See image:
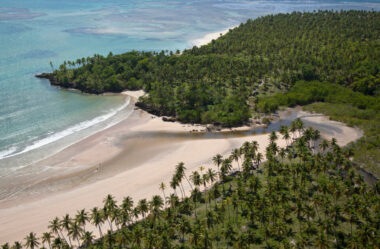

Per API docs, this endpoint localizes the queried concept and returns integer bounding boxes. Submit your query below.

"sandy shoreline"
[0,90,363,244]
[190,27,234,47]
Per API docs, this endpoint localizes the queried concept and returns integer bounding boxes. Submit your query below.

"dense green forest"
[38,10,380,177]
[3,122,379,248]
[21,9,379,249]
[40,10,380,127]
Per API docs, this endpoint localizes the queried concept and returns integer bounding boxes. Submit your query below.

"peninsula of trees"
[39,10,379,127]
[38,10,380,178]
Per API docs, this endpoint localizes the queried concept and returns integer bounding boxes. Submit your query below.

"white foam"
[0,146,17,159]
[0,97,131,160]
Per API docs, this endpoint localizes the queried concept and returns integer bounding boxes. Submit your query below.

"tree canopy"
[4,123,380,248]
[43,10,380,127]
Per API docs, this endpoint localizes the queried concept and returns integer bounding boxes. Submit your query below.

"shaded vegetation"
[257,80,380,113]
[304,102,380,179]
[258,80,380,178]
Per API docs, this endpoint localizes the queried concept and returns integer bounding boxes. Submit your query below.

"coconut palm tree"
[295,118,304,136]
[121,196,133,214]
[174,163,185,199]
[212,154,223,175]
[314,232,330,249]
[279,125,290,145]
[269,131,278,143]
[159,182,167,207]
[311,129,321,152]
[81,231,94,248]
[103,194,117,232]
[304,127,314,148]
[176,162,193,190]
[149,195,164,220]
[290,121,298,140]
[320,139,329,153]
[167,193,179,210]
[137,199,149,219]
[41,232,52,249]
[60,214,72,247]
[346,235,361,249]
[75,209,89,233]
[68,222,83,247]
[191,187,201,217]
[110,206,121,230]
[51,238,64,249]
[231,148,241,171]
[24,233,39,249]
[170,175,182,199]
[12,242,22,249]
[202,173,209,191]
[255,152,263,168]
[222,158,233,174]
[90,207,104,238]
[132,207,139,223]
[178,217,190,242]
[251,141,259,153]
[103,231,116,249]
[118,228,131,248]
[207,168,216,185]
[132,225,143,247]
[190,171,201,190]
[48,218,64,243]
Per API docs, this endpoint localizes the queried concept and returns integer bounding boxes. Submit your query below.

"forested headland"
[38,10,380,177]
[39,10,379,127]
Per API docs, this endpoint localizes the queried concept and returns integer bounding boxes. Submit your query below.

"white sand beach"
[190,27,233,47]
[0,91,362,244]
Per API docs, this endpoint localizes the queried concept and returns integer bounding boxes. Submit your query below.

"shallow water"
[1,0,379,170]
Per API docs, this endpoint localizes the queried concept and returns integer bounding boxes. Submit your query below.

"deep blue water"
[0,0,379,169]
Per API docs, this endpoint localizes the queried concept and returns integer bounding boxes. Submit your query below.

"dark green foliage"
[258,80,380,178]
[17,126,379,248]
[190,10,380,94]
[305,102,380,178]
[47,10,380,126]
[257,80,380,113]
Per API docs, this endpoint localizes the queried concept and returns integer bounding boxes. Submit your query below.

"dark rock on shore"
[162,116,177,122]
[35,73,59,86]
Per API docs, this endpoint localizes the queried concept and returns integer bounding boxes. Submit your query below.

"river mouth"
[0,106,365,206]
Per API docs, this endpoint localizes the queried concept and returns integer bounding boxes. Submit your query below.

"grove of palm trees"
[38,10,380,179]
[2,119,379,249]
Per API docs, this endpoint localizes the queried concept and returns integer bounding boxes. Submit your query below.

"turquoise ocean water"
[1,0,379,170]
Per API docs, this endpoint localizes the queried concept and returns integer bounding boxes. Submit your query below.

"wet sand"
[0,93,363,244]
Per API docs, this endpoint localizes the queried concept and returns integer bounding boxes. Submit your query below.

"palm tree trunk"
[179,183,185,200]
[58,231,66,244]
[67,236,72,248]
[98,226,103,238]
[162,190,167,208]
[184,175,193,190]
[205,194,208,212]
[107,218,113,232]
